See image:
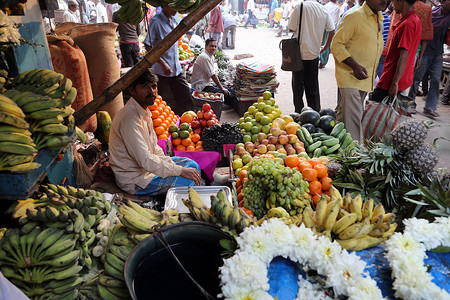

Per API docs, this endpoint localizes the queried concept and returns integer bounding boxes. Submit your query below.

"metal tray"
[165,186,232,214]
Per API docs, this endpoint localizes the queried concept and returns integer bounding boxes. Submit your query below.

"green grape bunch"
[242,158,310,219]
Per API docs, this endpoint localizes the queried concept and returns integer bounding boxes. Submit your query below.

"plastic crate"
[233,98,258,117]
[192,91,224,120]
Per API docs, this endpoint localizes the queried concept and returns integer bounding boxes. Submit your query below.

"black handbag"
[279,2,303,72]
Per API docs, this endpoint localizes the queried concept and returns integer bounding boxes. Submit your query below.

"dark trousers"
[119,42,140,67]
[157,74,193,116]
[292,58,321,113]
[203,85,236,107]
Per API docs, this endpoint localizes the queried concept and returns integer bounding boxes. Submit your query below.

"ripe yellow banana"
[0,96,25,118]
[0,111,29,129]
[338,223,373,240]
[314,197,328,227]
[362,198,374,219]
[371,203,385,221]
[329,186,342,202]
[302,206,315,228]
[332,213,358,234]
[188,187,208,210]
[323,200,339,230]
[382,213,395,224]
[336,235,384,251]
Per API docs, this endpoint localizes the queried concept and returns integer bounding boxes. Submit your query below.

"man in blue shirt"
[144,4,193,115]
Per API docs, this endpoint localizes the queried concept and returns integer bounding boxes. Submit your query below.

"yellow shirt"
[109,98,182,194]
[274,8,283,21]
[331,2,384,92]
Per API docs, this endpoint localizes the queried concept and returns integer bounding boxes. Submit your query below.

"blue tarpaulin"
[267,245,450,300]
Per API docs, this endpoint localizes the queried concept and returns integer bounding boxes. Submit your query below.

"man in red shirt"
[372,0,422,102]
[209,6,224,50]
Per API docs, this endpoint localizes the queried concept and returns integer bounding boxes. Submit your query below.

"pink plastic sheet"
[173,151,221,182]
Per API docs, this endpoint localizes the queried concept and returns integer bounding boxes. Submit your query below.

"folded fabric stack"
[234,62,279,101]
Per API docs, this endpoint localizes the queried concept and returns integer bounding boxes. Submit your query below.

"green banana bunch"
[0,94,26,118]
[118,200,165,233]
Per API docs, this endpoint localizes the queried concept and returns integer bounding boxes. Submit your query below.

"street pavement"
[218,26,450,169]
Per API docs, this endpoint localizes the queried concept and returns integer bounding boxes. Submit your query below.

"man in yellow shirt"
[331,0,387,143]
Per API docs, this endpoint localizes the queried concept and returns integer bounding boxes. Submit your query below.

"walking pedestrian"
[222,12,237,49]
[112,10,141,67]
[209,5,224,49]
[319,0,340,68]
[288,0,335,112]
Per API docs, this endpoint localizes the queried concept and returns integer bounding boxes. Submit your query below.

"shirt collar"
[399,10,416,22]
[128,97,150,117]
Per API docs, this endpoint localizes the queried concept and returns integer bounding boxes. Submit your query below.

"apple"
[204,111,213,120]
[287,148,297,155]
[207,120,215,127]
[202,103,211,112]
[252,149,259,156]
[257,132,267,141]
[287,134,298,144]
[279,135,289,145]
[245,142,255,152]
[293,141,304,149]
[277,148,287,155]
[275,143,284,150]
[242,154,252,165]
[197,110,204,119]
[257,144,267,154]
[236,143,245,149]
[284,143,293,150]
[280,130,287,136]
[268,135,278,144]
[199,119,207,128]
[295,146,305,153]
[233,154,240,160]
[267,144,276,151]
[191,119,200,129]
[235,146,246,156]
[270,127,282,137]
[261,139,269,146]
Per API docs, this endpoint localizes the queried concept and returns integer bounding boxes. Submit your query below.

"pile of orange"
[148,95,178,140]
[235,169,254,217]
[171,123,204,151]
[284,155,333,205]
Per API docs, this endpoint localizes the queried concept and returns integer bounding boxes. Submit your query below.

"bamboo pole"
[74,0,222,126]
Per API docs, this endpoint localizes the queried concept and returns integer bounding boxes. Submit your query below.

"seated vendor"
[191,38,236,107]
[109,69,202,196]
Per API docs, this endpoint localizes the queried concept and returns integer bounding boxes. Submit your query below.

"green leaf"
[219,239,234,251]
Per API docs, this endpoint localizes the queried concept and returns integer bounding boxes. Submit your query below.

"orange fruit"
[176,145,186,151]
[151,110,160,118]
[237,192,244,202]
[191,133,200,143]
[297,161,312,172]
[149,103,158,110]
[172,138,181,146]
[182,137,192,147]
[321,177,332,191]
[237,185,243,194]
[158,134,168,140]
[153,118,162,127]
[196,141,202,146]
[308,180,322,196]
[312,195,321,206]
[314,164,328,179]
[302,168,317,182]
[239,200,244,207]
[238,169,248,181]
[154,126,165,135]
[186,145,195,151]
[298,157,309,163]
[195,145,204,151]
[285,155,300,168]
[309,158,323,168]
[236,178,242,187]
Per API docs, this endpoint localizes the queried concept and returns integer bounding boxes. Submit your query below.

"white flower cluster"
[0,10,21,45]
[385,217,450,300]
[219,219,383,300]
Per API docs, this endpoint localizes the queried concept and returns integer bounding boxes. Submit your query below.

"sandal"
[423,109,440,118]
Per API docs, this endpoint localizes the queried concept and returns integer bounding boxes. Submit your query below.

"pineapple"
[326,162,342,179]
[390,119,427,150]
[404,143,439,174]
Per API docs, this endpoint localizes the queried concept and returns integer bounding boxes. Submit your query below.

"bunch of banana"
[0,94,40,173]
[97,224,136,299]
[169,0,205,14]
[265,191,310,216]
[0,227,7,240]
[118,200,179,237]
[0,69,8,91]
[0,228,83,300]
[2,88,76,151]
[92,217,120,258]
[301,186,397,251]
[112,0,147,25]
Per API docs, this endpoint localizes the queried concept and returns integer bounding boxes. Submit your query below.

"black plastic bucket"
[124,222,232,300]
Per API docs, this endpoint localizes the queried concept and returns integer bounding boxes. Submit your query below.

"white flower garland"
[0,10,21,44]
[385,217,450,300]
[219,219,383,300]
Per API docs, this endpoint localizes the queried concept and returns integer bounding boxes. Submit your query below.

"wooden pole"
[74,0,222,126]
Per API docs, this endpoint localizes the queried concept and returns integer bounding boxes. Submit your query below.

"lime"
[239,122,246,129]
[168,124,178,133]
[263,91,272,100]
[257,102,266,111]
[179,123,190,131]
[250,125,260,134]
[251,120,257,126]
[244,112,250,118]
[253,102,259,108]
[266,114,274,122]
[257,97,265,103]
[244,116,253,123]
[239,117,244,124]
[273,103,279,108]
[243,134,252,143]
[251,134,259,143]
[262,124,271,134]
[256,123,262,131]
[254,111,264,122]
[232,159,243,170]
[273,109,282,118]
[260,115,271,126]
[179,130,190,139]
[263,105,273,114]
[171,131,179,139]
[243,122,253,132]
[248,106,256,115]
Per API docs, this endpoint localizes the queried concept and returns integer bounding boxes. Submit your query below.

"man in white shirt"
[109,69,201,196]
[288,0,335,112]
[63,0,81,23]
[186,30,204,47]
[319,0,340,68]
[191,38,235,106]
[93,0,107,23]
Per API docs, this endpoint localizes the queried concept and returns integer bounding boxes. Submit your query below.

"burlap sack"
[67,23,123,120]
[47,35,97,132]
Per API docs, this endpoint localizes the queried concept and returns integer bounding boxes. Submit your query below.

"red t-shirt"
[377,11,422,92]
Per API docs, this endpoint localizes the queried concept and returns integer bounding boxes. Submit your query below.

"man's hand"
[352,64,368,80]
[181,167,202,185]
[415,56,422,70]
[320,46,326,53]
[160,60,173,76]
[389,82,399,99]
[221,87,230,95]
